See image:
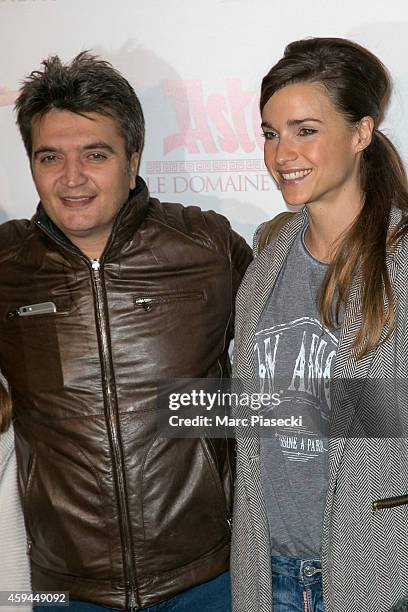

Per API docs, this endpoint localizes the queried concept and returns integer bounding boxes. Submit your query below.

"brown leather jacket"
[0,178,252,610]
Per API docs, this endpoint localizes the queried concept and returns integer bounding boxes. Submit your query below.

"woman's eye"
[261,131,278,141]
[298,128,317,136]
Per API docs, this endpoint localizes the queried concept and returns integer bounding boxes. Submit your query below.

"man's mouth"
[61,195,96,206]
[280,169,312,181]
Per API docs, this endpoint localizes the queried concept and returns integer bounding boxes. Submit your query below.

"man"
[0,52,252,611]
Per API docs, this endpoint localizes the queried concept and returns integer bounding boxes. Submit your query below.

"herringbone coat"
[231,206,408,612]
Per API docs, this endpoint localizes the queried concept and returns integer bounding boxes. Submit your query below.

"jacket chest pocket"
[7,300,69,320]
[134,290,204,312]
[3,298,73,393]
[130,289,213,377]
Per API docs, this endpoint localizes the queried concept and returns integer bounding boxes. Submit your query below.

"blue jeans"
[272,555,325,612]
[34,570,231,611]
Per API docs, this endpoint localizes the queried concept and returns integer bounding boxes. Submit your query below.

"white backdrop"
[1,0,407,243]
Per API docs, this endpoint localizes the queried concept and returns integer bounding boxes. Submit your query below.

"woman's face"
[261,82,363,209]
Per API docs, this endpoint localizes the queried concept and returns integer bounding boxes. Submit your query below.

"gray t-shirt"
[255,227,339,559]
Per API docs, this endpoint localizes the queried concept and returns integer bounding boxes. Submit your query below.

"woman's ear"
[355,115,375,153]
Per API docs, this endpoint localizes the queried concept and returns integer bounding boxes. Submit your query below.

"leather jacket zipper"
[373,493,408,512]
[35,221,139,609]
[91,259,139,610]
[128,588,137,612]
[23,452,36,552]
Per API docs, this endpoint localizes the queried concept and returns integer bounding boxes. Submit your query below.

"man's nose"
[61,158,87,187]
[275,137,298,166]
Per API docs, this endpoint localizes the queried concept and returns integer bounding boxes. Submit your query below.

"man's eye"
[88,153,107,161]
[261,131,278,141]
[298,128,317,136]
[40,154,58,163]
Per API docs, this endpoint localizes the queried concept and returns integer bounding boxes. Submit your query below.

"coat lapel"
[327,206,404,488]
[235,210,307,457]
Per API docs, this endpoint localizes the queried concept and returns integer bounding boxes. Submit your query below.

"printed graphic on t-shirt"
[255,316,338,462]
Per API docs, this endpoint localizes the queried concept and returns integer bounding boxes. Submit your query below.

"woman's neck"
[304,192,364,262]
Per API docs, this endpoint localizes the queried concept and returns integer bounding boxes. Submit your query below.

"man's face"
[31,109,139,257]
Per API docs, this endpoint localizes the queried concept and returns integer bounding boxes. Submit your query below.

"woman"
[231,38,408,612]
[0,382,31,612]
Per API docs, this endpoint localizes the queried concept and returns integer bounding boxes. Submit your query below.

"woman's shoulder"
[253,208,307,258]
[254,211,296,254]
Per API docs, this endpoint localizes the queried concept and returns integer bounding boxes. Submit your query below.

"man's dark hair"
[15,51,145,159]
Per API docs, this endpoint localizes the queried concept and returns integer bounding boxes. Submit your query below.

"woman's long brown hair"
[261,37,408,358]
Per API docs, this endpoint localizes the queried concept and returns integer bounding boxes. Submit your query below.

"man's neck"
[69,234,109,260]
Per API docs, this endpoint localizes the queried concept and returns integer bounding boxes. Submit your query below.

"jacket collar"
[33,176,150,260]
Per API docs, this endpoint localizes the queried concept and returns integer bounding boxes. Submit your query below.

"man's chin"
[63,226,100,237]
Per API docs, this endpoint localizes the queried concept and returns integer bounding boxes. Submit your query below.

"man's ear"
[129,152,140,189]
[355,115,375,153]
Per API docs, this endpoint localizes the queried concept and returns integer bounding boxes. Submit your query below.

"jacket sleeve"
[229,229,252,301]
[228,230,252,342]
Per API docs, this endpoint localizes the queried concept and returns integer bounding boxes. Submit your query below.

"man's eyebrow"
[82,142,116,153]
[33,146,60,158]
[33,143,116,158]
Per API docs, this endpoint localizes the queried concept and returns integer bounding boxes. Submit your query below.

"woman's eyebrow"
[261,118,324,130]
[287,118,323,126]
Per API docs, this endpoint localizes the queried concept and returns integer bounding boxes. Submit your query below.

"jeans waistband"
[272,555,322,582]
